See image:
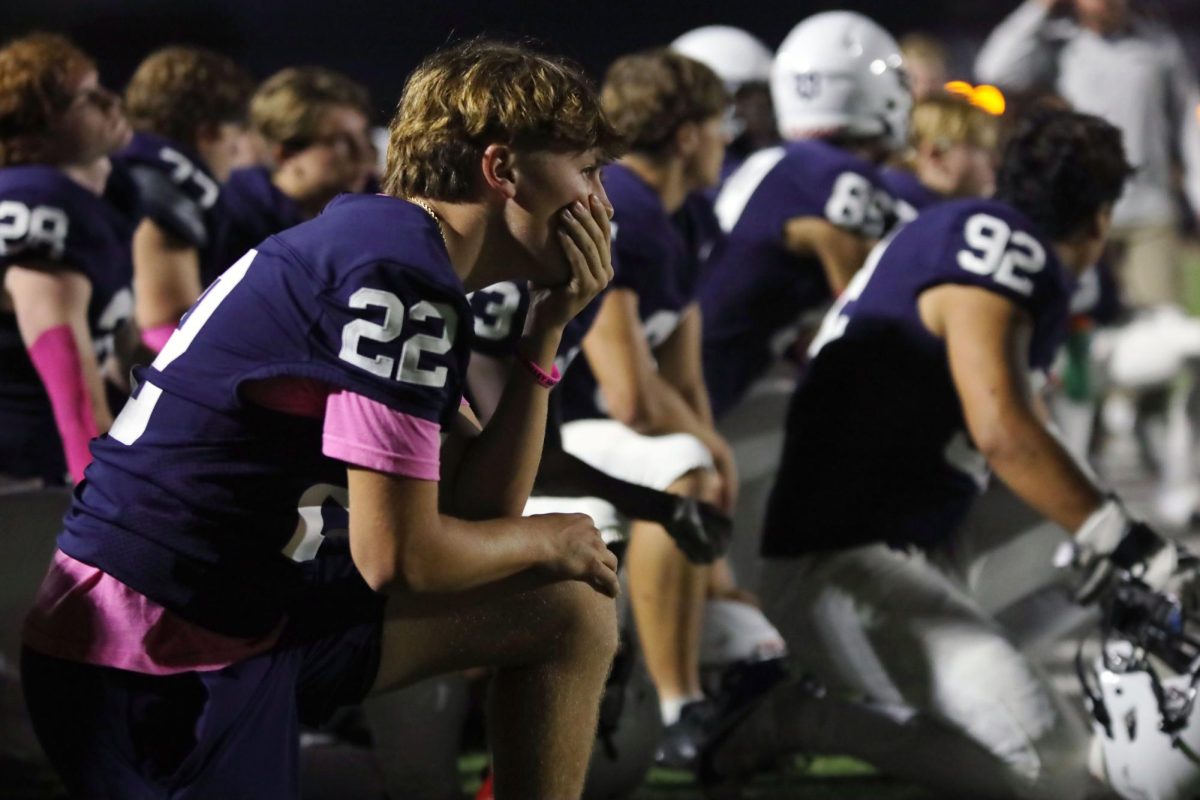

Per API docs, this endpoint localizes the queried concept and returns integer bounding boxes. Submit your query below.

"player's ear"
[673,121,699,158]
[480,144,517,200]
[267,142,290,171]
[194,121,221,149]
[1089,204,1114,240]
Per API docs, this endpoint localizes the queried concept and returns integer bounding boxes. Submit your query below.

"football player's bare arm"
[652,302,738,510]
[922,283,1103,531]
[584,290,714,442]
[347,465,618,597]
[132,218,202,330]
[655,303,714,427]
[783,216,873,295]
[584,294,735,508]
[443,318,562,520]
[446,195,613,520]
[5,264,113,443]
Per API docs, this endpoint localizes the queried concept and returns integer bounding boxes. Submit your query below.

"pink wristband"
[519,356,561,388]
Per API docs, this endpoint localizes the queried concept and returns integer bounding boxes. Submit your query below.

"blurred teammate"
[118,46,253,349]
[0,33,135,486]
[700,11,909,420]
[211,67,374,270]
[671,25,779,180]
[557,48,746,767]
[21,40,624,800]
[883,92,999,221]
[712,109,1157,800]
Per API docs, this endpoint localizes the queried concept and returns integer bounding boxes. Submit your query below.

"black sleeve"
[128,165,209,248]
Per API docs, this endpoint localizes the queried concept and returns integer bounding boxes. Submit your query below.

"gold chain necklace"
[411,198,446,245]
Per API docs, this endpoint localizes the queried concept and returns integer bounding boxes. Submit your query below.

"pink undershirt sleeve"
[27,324,97,482]
[322,390,442,480]
[140,323,176,353]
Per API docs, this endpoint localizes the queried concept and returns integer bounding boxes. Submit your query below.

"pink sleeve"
[27,325,97,483]
[322,390,441,480]
[140,323,176,354]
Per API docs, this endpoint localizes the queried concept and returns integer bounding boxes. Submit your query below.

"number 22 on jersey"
[111,249,458,445]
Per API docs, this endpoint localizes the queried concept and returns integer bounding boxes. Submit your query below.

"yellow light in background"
[1195,103,1200,126]
[944,80,974,98]
[942,81,1006,116]
[972,85,1006,116]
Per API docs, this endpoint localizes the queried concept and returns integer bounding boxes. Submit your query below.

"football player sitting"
[0,33,135,486]
[554,48,759,769]
[699,11,910,420]
[710,108,1164,800]
[20,40,624,800]
[209,67,374,272]
[118,46,253,348]
[882,91,999,222]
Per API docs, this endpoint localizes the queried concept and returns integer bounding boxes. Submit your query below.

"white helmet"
[700,599,787,667]
[771,11,911,152]
[670,25,773,92]
[1081,580,1200,799]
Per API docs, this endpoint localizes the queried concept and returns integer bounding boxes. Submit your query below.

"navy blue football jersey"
[700,140,895,419]
[559,163,719,422]
[880,166,942,223]
[468,281,599,374]
[114,132,226,285]
[762,199,1072,556]
[59,195,472,636]
[209,166,304,276]
[0,166,136,482]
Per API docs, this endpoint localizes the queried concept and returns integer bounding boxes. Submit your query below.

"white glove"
[1071,499,1176,602]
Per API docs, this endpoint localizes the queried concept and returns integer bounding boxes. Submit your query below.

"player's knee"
[552,580,619,663]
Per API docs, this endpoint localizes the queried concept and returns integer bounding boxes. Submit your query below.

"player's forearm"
[358,514,551,594]
[655,307,713,425]
[680,382,714,428]
[979,410,1104,532]
[26,325,105,482]
[450,322,563,519]
[624,373,715,443]
[132,221,202,329]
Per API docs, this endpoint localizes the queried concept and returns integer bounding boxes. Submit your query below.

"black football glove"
[663,496,732,564]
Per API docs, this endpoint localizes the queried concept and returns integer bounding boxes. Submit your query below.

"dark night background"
[3,0,1199,122]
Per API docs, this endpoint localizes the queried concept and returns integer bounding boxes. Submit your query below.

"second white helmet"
[670,25,773,92]
[771,11,911,152]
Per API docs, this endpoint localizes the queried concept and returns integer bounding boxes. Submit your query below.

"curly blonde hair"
[384,39,624,201]
[124,46,253,146]
[0,33,96,166]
